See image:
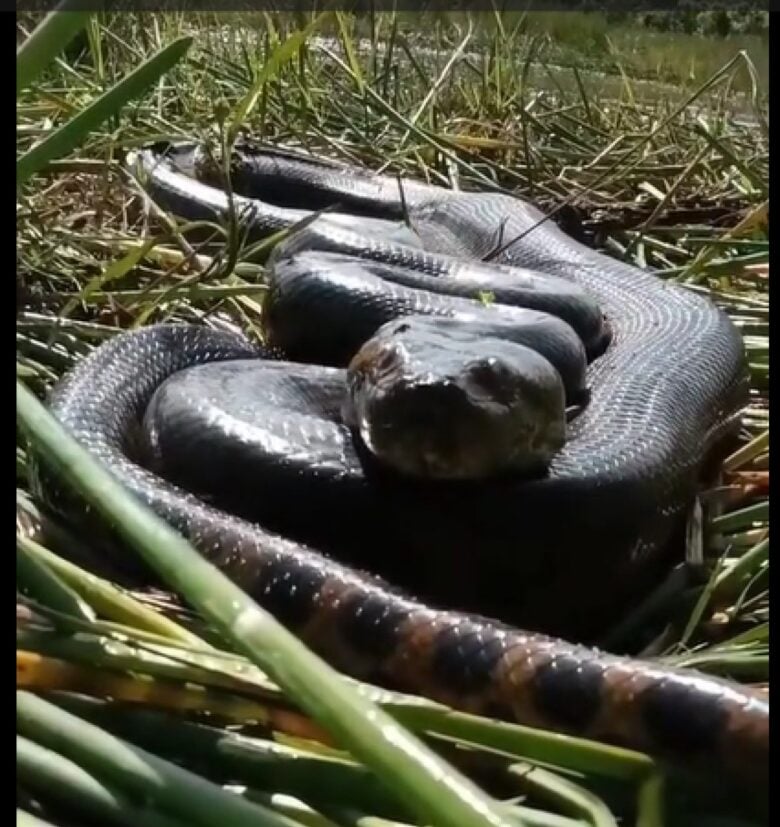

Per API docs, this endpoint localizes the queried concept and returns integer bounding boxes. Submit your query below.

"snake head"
[344,318,567,481]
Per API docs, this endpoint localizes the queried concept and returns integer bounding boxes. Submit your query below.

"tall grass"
[17,10,768,827]
[319,10,769,96]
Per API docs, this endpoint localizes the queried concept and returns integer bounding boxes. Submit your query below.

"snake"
[36,140,767,789]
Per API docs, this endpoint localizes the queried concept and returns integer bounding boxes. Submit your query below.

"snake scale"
[38,141,767,789]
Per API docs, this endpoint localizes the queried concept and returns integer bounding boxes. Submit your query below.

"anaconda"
[36,142,765,789]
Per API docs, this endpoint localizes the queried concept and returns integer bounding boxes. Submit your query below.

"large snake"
[37,141,767,789]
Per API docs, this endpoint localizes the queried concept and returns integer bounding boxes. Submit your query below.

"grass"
[16,10,768,827]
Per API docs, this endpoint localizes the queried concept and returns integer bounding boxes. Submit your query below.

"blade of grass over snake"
[17,36,193,186]
[16,381,519,827]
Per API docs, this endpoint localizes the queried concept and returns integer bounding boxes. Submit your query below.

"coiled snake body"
[41,143,766,787]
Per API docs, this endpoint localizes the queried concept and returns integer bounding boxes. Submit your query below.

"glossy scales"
[40,145,764,791]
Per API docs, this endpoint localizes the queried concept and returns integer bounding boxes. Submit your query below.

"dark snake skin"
[39,143,766,788]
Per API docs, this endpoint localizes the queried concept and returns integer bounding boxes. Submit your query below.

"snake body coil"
[40,142,766,788]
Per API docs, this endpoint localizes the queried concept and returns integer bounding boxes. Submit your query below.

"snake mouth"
[363,387,564,480]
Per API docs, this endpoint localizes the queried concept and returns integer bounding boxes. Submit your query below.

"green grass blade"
[710,502,768,533]
[16,3,91,94]
[229,14,329,142]
[17,36,193,186]
[635,772,665,827]
[16,381,518,827]
[17,535,209,649]
[60,238,161,320]
[17,692,297,827]
[390,705,656,783]
[17,534,95,622]
[17,810,58,827]
[17,734,186,827]
[507,764,620,827]
[712,538,769,602]
[693,118,765,193]
[334,11,365,93]
[52,694,410,823]
[723,430,769,472]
